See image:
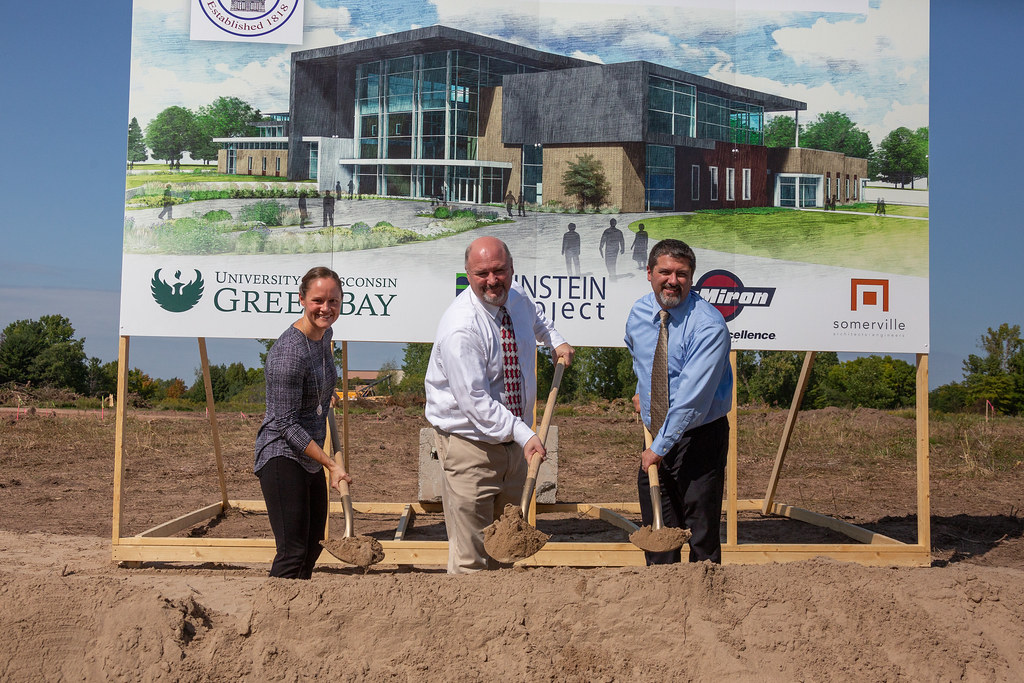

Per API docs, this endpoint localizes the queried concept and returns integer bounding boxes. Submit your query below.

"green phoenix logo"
[151,269,204,312]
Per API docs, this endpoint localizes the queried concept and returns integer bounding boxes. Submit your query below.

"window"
[853,175,858,199]
[726,168,735,201]
[691,165,700,201]
[276,157,281,174]
[645,144,675,209]
[648,76,695,137]
[742,168,751,200]
[709,166,719,201]
[825,174,830,198]
[247,156,252,173]
[845,176,850,201]
[262,157,267,174]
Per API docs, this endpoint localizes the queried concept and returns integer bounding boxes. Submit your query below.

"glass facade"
[645,145,675,209]
[522,144,543,204]
[777,174,820,208]
[696,92,763,145]
[648,76,695,137]
[353,50,535,199]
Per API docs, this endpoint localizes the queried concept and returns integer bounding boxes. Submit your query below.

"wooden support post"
[198,338,229,510]
[916,353,931,555]
[111,336,131,545]
[726,351,738,546]
[761,351,816,515]
[340,341,350,472]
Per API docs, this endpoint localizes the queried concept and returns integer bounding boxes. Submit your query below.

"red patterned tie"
[499,306,523,418]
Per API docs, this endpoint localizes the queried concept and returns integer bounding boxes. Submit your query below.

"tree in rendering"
[146,106,201,165]
[193,96,262,165]
[764,115,798,148]
[800,111,873,159]
[873,126,928,188]
[562,154,611,211]
[127,117,148,166]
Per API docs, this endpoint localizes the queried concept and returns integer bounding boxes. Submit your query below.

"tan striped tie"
[650,309,670,435]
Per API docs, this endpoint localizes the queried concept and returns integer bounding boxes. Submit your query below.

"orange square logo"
[851,279,889,311]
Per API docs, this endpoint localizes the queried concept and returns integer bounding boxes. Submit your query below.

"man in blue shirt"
[625,239,733,564]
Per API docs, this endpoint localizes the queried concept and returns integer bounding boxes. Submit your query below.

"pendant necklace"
[304,332,326,416]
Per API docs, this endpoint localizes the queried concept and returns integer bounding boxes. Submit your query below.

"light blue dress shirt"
[625,289,733,457]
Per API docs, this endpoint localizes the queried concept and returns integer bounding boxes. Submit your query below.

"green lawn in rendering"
[629,209,928,277]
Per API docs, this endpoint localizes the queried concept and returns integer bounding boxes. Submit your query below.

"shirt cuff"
[512,421,536,448]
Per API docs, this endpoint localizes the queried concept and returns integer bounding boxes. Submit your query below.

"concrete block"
[418,427,558,504]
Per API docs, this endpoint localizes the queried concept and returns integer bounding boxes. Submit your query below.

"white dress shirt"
[425,281,566,447]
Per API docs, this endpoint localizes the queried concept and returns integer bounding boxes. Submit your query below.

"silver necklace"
[304,333,326,416]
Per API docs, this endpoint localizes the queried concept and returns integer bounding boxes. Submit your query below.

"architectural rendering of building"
[219,25,867,211]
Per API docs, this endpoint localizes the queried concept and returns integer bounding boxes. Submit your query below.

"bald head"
[465,236,514,307]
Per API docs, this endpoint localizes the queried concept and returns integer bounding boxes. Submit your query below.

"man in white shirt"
[425,236,574,573]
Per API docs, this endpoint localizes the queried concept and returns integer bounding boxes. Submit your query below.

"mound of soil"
[629,524,692,552]
[483,504,551,563]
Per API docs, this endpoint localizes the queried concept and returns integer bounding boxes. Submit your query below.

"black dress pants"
[258,456,328,579]
[637,416,729,564]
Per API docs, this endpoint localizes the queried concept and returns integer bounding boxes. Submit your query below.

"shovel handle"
[643,425,664,530]
[520,357,567,512]
[327,409,355,536]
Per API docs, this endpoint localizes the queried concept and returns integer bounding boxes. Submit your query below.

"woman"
[631,223,649,270]
[254,267,351,579]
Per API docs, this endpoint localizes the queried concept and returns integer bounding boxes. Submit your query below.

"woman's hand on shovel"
[328,462,352,493]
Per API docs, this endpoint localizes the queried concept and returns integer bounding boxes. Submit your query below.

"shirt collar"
[652,290,695,324]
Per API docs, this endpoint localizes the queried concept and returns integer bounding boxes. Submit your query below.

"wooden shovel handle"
[526,357,567,479]
[326,409,351,497]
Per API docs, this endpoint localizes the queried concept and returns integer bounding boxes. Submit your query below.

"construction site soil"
[1,404,1022,680]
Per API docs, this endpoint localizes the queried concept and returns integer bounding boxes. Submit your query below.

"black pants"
[637,416,728,564]
[258,457,328,579]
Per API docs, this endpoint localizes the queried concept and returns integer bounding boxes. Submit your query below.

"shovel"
[482,356,566,564]
[320,409,384,568]
[628,425,691,553]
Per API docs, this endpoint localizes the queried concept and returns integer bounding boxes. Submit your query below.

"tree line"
[128,96,263,166]
[396,343,922,411]
[6,314,1020,414]
[764,111,928,188]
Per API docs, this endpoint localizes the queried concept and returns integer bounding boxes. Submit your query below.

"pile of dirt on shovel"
[321,536,384,568]
[629,525,691,553]
[483,504,551,563]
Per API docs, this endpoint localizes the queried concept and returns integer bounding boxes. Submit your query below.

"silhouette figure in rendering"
[599,218,625,280]
[631,223,649,270]
[562,222,581,276]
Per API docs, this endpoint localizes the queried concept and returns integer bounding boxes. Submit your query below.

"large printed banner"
[122,0,929,353]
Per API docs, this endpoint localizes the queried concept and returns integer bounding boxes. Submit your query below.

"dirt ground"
[1,404,1023,680]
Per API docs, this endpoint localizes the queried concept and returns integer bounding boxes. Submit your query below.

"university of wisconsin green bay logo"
[151,269,204,312]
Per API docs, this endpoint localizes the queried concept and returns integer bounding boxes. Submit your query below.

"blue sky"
[1,0,1020,388]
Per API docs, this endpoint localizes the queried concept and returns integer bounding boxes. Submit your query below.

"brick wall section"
[478,86,522,195]
[767,147,869,203]
[541,143,645,211]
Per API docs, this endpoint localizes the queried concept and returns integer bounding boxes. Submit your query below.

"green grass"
[628,209,928,277]
[126,171,308,189]
[833,202,929,218]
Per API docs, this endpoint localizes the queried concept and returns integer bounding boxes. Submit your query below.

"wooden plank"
[761,351,816,514]
[727,350,738,545]
[577,505,640,533]
[198,338,229,508]
[722,543,931,567]
[916,354,931,554]
[767,503,903,545]
[538,502,642,514]
[395,504,416,541]
[111,336,131,546]
[136,501,224,538]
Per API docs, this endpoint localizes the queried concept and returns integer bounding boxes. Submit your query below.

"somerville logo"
[834,278,906,335]
[190,0,303,44]
[151,269,204,313]
[695,269,776,322]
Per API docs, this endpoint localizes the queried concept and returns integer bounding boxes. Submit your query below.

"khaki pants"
[434,429,528,574]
